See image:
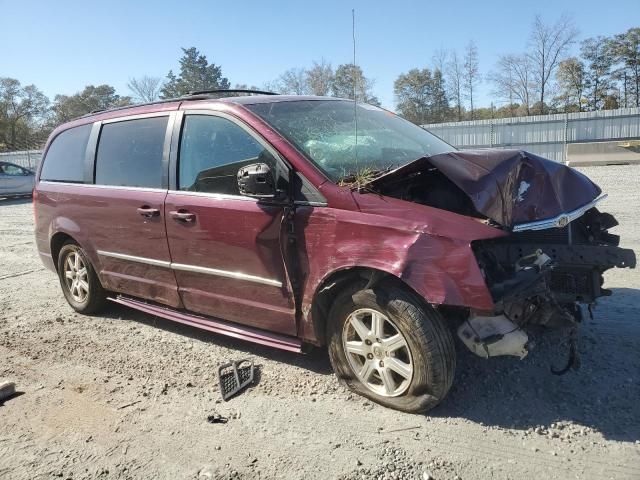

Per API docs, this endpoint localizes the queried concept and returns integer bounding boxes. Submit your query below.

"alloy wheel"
[63,251,89,303]
[342,308,413,397]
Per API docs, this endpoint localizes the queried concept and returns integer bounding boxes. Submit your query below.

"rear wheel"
[327,282,456,413]
[57,242,107,314]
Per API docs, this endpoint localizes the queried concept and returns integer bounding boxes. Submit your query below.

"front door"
[164,112,296,335]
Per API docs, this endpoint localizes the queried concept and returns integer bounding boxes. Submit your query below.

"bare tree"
[127,76,162,103]
[446,51,464,121]
[489,54,535,116]
[528,14,578,114]
[306,59,334,96]
[278,68,309,95]
[233,83,259,90]
[463,41,480,119]
[261,79,283,94]
[432,48,449,74]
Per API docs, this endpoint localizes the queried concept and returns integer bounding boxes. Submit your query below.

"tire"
[327,281,456,413]
[57,241,107,314]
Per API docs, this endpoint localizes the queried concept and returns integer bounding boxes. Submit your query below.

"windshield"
[245,99,454,182]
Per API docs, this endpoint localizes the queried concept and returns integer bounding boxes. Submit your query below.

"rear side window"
[40,124,92,182]
[95,116,168,188]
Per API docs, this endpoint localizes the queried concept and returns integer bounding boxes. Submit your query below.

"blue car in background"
[0,161,35,198]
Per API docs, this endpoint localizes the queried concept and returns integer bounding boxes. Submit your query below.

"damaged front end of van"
[368,149,636,372]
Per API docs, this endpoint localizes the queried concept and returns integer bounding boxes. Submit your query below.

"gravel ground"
[0,165,639,480]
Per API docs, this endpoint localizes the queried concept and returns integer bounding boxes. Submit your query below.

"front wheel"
[327,282,456,413]
[57,242,107,314]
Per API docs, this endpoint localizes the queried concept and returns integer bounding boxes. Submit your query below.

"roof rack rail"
[186,89,278,96]
[74,89,277,121]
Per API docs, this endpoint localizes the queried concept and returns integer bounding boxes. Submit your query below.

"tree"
[555,57,587,112]
[446,51,464,121]
[52,85,131,125]
[306,59,334,96]
[278,68,309,95]
[432,48,448,75]
[0,78,50,150]
[261,79,283,94]
[610,28,640,107]
[332,64,380,105]
[528,14,578,114]
[160,47,230,98]
[394,68,433,124]
[233,83,259,90]
[463,41,480,119]
[394,67,451,125]
[431,69,450,122]
[580,36,614,111]
[224,84,260,97]
[610,67,630,108]
[490,54,536,116]
[127,76,162,103]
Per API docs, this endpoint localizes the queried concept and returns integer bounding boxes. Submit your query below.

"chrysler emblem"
[557,215,569,228]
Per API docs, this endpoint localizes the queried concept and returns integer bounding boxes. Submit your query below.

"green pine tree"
[160,47,230,98]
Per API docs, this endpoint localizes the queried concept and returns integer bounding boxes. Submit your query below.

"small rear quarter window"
[40,124,92,182]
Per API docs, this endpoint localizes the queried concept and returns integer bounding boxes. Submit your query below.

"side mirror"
[237,163,277,198]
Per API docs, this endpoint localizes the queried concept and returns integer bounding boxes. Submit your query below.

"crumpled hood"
[369,149,602,228]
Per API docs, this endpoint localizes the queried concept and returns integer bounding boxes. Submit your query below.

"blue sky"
[2,0,638,110]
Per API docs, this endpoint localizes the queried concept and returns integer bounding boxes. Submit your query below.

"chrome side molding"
[97,250,171,268]
[171,263,282,287]
[512,194,608,232]
[97,250,282,288]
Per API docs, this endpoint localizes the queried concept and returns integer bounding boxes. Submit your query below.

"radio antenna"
[352,8,358,170]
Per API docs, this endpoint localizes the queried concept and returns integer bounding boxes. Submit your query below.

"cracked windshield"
[246,99,453,183]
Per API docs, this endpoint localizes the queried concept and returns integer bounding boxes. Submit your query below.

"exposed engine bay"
[367,150,637,372]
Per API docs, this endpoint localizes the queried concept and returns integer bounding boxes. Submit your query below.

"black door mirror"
[237,163,277,198]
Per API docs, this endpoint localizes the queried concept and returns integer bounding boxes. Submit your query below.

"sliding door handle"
[137,206,160,218]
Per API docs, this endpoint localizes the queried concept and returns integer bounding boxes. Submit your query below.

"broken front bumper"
[474,208,636,310]
[481,242,636,306]
[462,208,636,363]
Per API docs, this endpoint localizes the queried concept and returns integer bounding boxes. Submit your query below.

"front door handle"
[170,210,196,222]
[137,206,160,218]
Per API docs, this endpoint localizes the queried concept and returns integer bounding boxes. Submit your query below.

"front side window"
[245,100,454,183]
[40,124,92,183]
[95,116,168,188]
[178,115,277,195]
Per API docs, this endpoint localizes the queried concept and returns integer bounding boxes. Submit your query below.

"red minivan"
[34,91,635,412]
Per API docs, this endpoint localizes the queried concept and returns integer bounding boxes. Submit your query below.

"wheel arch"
[307,266,426,346]
[50,232,78,271]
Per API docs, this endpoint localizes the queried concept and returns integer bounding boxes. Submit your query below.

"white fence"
[422,107,640,162]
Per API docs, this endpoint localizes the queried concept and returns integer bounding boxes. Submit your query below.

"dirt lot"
[1,165,639,480]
